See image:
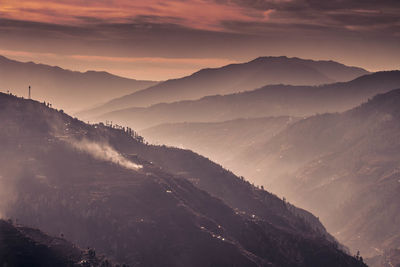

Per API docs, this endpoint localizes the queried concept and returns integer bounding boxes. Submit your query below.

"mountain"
[77,56,368,119]
[0,219,114,267]
[0,92,366,267]
[139,86,400,262]
[0,219,80,267]
[92,71,400,130]
[0,55,158,113]
[218,88,400,259]
[141,116,299,168]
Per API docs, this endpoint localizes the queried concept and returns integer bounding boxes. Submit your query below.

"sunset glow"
[0,0,399,79]
[0,0,272,31]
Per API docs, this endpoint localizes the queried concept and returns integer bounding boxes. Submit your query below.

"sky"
[0,0,399,80]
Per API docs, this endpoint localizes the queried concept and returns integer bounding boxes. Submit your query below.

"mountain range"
[91,71,400,130]
[254,89,400,259]
[0,55,158,113]
[77,56,368,119]
[141,116,298,166]
[141,88,400,265]
[0,92,366,267]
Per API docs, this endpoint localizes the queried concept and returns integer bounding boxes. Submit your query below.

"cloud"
[1,0,399,36]
[219,0,400,35]
[0,0,399,76]
[0,0,268,32]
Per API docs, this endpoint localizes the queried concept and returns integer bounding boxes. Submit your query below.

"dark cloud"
[220,20,334,34]
[328,11,400,27]
[0,18,255,59]
[227,0,400,11]
[303,0,400,10]
[0,18,94,38]
[217,0,400,36]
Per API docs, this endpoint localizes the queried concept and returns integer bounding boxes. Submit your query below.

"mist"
[70,139,142,171]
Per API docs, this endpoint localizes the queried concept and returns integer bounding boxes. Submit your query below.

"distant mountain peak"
[78,55,369,120]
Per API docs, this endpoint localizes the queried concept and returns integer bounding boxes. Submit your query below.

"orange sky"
[0,0,399,80]
[0,0,272,31]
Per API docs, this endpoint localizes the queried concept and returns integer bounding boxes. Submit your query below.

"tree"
[88,248,96,258]
[355,250,361,261]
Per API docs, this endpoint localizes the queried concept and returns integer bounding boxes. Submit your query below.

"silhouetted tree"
[88,248,96,258]
[355,250,360,261]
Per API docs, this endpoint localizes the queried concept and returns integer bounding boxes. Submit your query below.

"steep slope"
[0,92,365,267]
[229,89,400,258]
[93,71,400,129]
[78,56,368,118]
[141,116,298,167]
[0,55,157,113]
[0,219,113,267]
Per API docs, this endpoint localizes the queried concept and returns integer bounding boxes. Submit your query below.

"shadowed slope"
[0,219,115,267]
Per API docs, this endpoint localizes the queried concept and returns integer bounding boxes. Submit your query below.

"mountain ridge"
[77,56,369,119]
[141,116,298,167]
[92,71,400,130]
[0,55,158,113]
